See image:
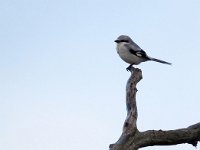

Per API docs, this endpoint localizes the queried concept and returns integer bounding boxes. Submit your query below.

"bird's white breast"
[116,43,142,65]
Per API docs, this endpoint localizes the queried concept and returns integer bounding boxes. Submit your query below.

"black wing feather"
[129,49,150,60]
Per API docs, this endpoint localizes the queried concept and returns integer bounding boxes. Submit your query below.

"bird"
[114,35,171,71]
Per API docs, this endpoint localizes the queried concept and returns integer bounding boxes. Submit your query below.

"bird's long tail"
[149,56,172,65]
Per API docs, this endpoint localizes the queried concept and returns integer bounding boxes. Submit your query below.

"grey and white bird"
[115,35,171,71]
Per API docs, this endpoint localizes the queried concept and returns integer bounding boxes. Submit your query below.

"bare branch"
[109,67,200,150]
[123,67,142,135]
[137,122,200,148]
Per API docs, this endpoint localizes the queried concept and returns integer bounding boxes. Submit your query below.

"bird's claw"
[126,65,133,71]
[126,68,130,71]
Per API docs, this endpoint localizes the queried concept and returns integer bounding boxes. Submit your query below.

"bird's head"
[114,35,133,44]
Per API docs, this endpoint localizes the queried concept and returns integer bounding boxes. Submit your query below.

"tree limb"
[137,123,200,148]
[109,67,200,150]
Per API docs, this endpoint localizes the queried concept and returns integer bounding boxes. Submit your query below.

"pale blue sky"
[0,0,200,150]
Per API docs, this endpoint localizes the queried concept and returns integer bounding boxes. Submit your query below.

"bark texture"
[109,67,200,150]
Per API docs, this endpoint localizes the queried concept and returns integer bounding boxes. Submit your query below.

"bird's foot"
[126,64,133,71]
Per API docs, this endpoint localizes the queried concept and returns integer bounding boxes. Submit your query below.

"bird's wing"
[125,42,142,51]
[125,44,150,59]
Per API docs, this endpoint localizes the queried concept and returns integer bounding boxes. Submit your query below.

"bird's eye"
[121,40,129,43]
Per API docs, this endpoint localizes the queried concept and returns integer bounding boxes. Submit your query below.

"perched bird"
[115,35,171,71]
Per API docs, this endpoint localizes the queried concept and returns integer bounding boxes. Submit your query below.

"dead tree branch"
[109,67,200,150]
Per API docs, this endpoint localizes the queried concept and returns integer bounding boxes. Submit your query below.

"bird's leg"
[126,64,133,71]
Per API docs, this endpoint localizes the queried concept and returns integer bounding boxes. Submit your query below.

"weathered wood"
[109,67,142,150]
[109,67,200,150]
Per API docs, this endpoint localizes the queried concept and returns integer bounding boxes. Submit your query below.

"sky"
[0,0,200,150]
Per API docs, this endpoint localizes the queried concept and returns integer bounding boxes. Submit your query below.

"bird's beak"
[114,39,120,43]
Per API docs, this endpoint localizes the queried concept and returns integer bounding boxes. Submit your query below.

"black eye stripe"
[120,40,129,43]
